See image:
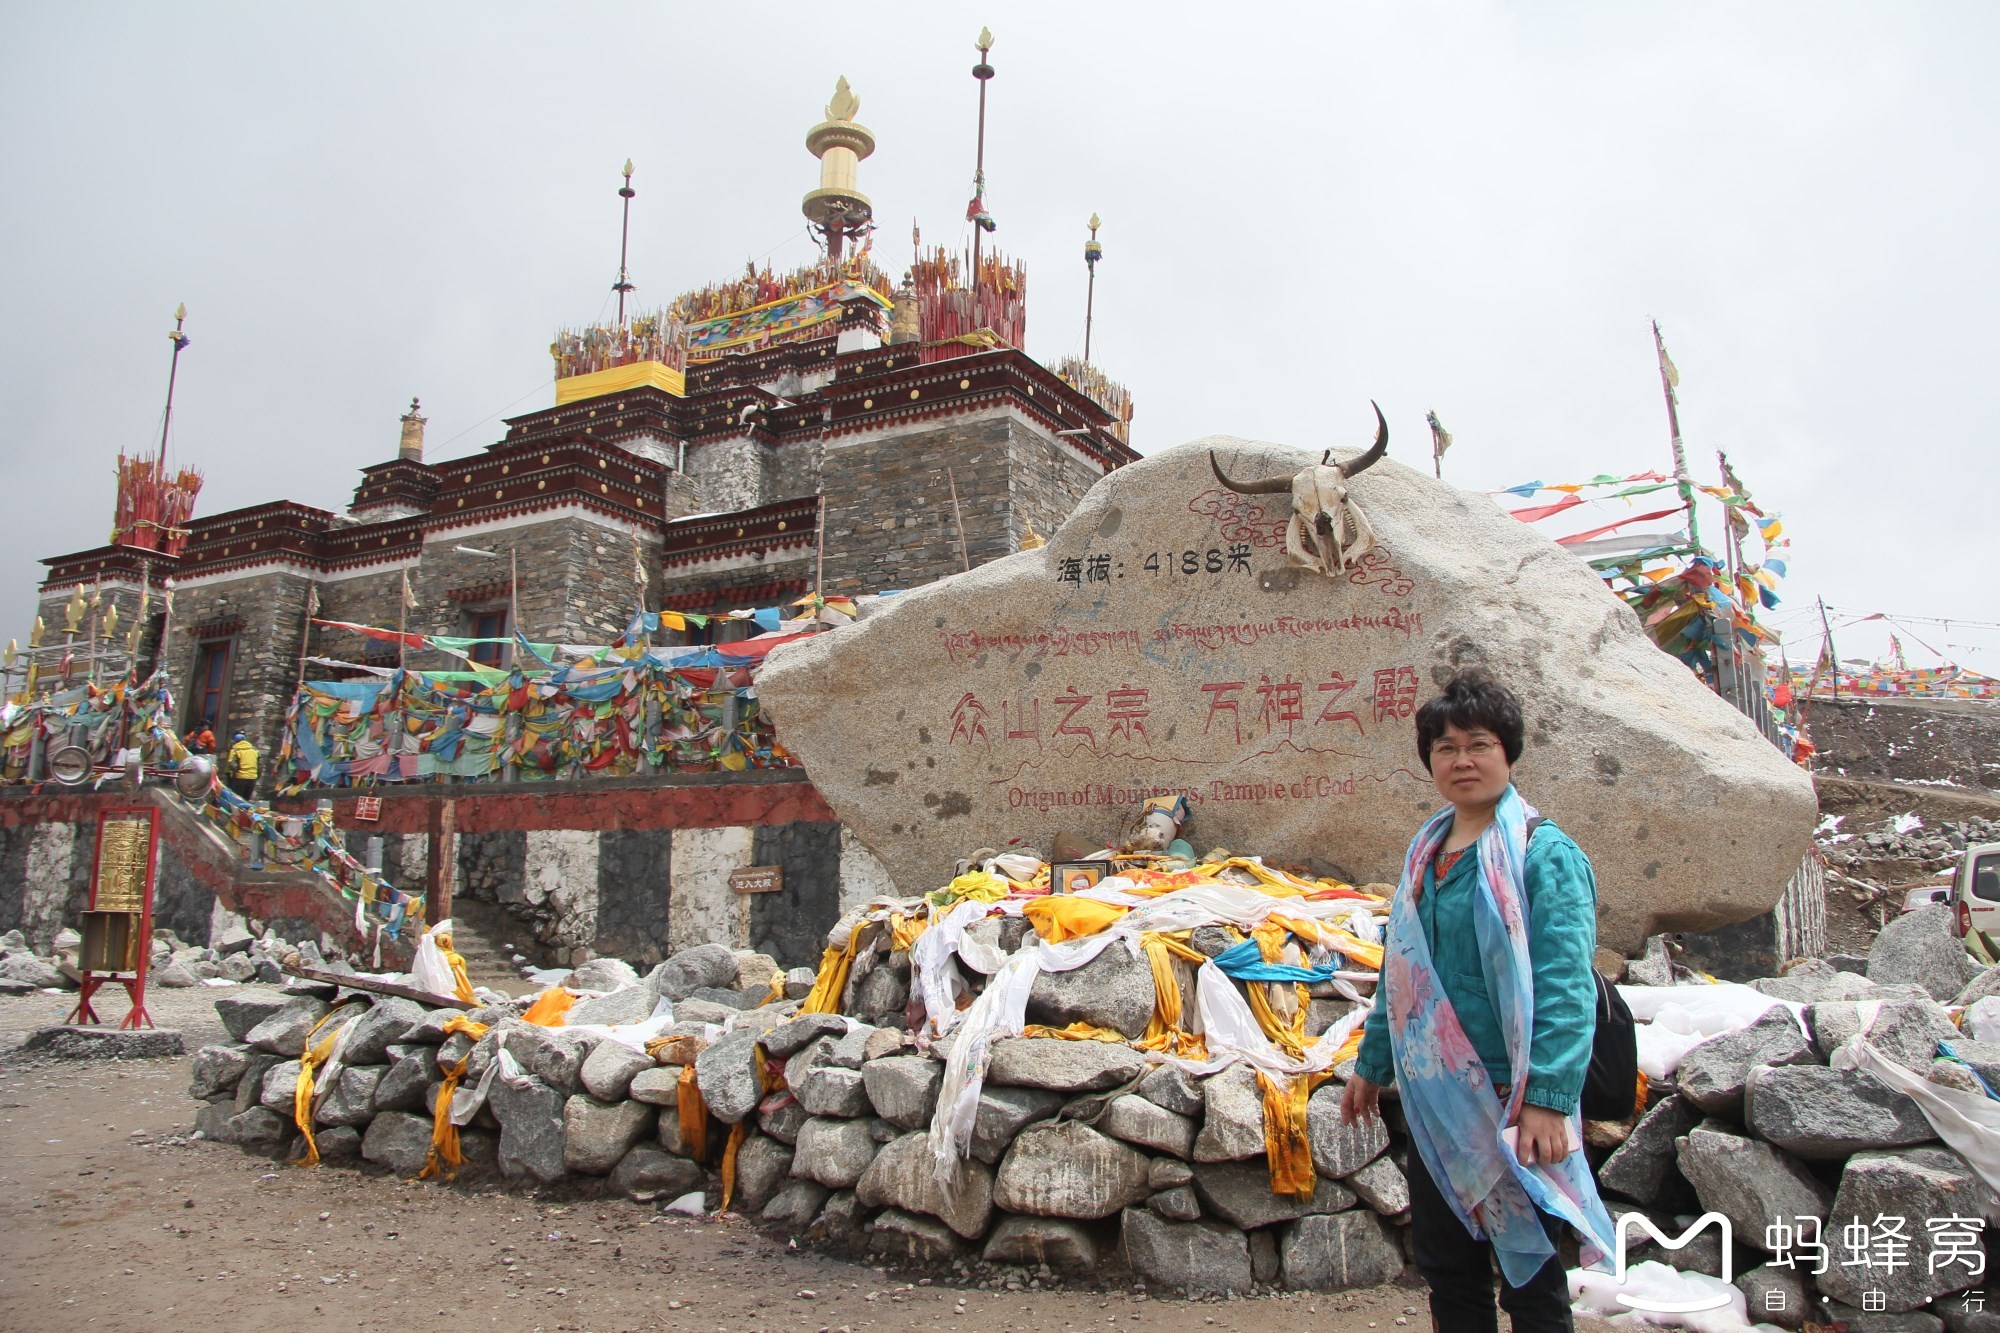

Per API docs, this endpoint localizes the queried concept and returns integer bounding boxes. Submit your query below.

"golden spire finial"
[1089,212,1101,232]
[175,302,186,321]
[826,75,860,123]
[622,158,633,180]
[977,26,994,53]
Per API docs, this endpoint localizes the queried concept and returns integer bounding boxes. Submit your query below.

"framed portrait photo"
[1051,860,1106,895]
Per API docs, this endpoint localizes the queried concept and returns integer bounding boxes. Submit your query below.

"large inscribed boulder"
[758,435,1816,950]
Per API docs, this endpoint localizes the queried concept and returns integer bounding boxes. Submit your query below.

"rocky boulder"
[992,1121,1151,1220]
[1120,1208,1253,1296]
[360,1111,434,1174]
[340,998,424,1066]
[1305,1082,1389,1177]
[607,1144,705,1201]
[1743,1064,1936,1160]
[1190,1160,1355,1229]
[489,1074,567,1184]
[1598,1094,1699,1208]
[1025,945,1157,1039]
[1193,1063,1265,1162]
[862,1055,944,1131]
[579,1041,656,1101]
[981,1216,1103,1272]
[1817,1148,1997,1311]
[243,997,332,1056]
[562,1094,654,1174]
[1099,1093,1198,1158]
[1674,1123,1831,1244]
[985,1037,1146,1093]
[650,944,740,1002]
[856,1132,995,1239]
[1280,1211,1406,1291]
[1869,906,1983,1001]
[754,435,1819,953]
[791,1116,880,1189]
[1676,1007,1817,1116]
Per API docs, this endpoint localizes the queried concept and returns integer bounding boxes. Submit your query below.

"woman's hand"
[1340,1076,1381,1125]
[1513,1104,1572,1165]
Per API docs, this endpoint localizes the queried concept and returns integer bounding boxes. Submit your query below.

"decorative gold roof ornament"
[1019,520,1045,551]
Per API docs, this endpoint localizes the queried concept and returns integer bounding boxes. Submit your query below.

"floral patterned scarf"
[1382,784,1614,1286]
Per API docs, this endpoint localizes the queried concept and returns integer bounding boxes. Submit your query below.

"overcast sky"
[3,3,1994,674]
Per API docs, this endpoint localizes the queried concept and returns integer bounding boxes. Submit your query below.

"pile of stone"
[0,928,77,994]
[1821,814,1999,875]
[188,915,1413,1298]
[1600,903,1999,1330]
[0,919,362,996]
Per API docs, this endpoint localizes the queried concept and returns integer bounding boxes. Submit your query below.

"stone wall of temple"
[163,568,316,765]
[817,414,1015,596]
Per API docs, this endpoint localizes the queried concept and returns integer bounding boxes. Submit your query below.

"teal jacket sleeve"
[1354,981,1395,1086]
[1520,825,1600,1114]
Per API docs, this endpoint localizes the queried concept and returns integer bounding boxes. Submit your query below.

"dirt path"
[0,986,1444,1333]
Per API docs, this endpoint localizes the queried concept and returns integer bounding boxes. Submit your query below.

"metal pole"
[970,29,994,330]
[159,306,188,462]
[614,160,636,325]
[1083,215,1101,362]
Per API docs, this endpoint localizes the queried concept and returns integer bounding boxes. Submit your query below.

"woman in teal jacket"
[1343,669,1606,1333]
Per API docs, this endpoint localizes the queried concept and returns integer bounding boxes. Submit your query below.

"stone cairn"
[184,891,2000,1313]
[1607,905,2000,1330]
[186,869,1412,1298]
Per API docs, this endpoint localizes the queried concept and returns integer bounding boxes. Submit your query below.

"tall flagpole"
[613,160,636,326]
[1083,214,1102,362]
[159,305,190,464]
[1651,320,1701,551]
[968,28,995,330]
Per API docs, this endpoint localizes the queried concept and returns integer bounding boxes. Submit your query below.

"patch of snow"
[1894,813,1925,835]
[1816,814,1846,835]
[1904,777,1964,788]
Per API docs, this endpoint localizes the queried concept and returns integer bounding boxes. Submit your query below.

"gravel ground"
[0,984,1470,1332]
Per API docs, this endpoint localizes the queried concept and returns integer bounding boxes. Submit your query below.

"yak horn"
[1208,452,1293,495]
[1338,401,1389,478]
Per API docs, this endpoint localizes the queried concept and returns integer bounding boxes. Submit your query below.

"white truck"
[1952,840,2000,964]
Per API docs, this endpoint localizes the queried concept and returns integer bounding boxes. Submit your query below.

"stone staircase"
[448,898,531,995]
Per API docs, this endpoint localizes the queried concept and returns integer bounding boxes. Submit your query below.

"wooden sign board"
[729,866,783,895]
[353,796,383,821]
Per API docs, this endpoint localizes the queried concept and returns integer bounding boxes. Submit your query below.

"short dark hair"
[1414,669,1525,771]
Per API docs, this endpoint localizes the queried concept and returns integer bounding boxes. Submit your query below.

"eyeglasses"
[1431,738,1501,761]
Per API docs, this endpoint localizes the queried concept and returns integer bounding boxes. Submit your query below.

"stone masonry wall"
[686,435,770,513]
[818,414,1021,596]
[163,568,317,776]
[1009,420,1103,552]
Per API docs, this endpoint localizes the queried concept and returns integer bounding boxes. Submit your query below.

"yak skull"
[1208,402,1388,578]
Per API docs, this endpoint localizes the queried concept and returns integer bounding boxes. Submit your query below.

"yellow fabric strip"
[677,1064,709,1162]
[520,988,575,1026]
[800,932,864,1016]
[1018,1021,1130,1043]
[417,1014,492,1180]
[719,1121,748,1210]
[1275,913,1385,971]
[291,1002,361,1168]
[1021,895,1128,943]
[1257,1070,1325,1198]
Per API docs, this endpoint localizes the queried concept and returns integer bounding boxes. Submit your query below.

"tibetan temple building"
[25,77,1139,765]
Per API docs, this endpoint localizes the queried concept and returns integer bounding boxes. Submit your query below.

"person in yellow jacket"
[224,731,259,800]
